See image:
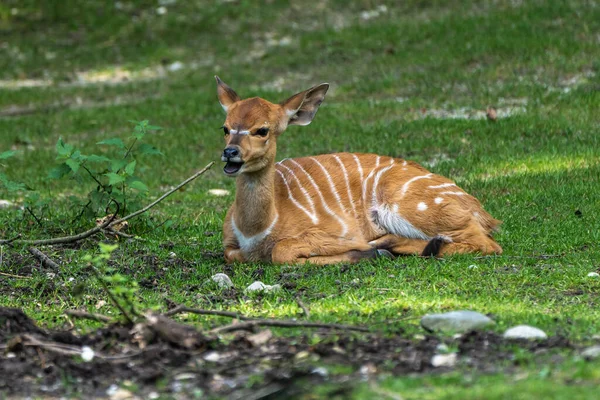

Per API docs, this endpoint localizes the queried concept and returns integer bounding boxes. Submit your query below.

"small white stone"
[503,325,547,340]
[312,367,328,377]
[148,392,160,400]
[436,343,450,353]
[167,61,184,72]
[208,189,230,197]
[587,272,599,278]
[81,346,95,362]
[168,251,176,258]
[431,353,457,367]
[211,273,233,289]
[0,200,15,209]
[245,281,281,293]
[421,310,494,333]
[581,345,600,360]
[68,277,75,282]
[156,6,167,15]
[203,351,222,362]
[468,265,478,270]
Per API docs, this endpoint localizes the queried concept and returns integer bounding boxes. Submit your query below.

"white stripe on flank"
[428,183,456,189]
[400,174,433,198]
[279,164,318,216]
[310,157,347,213]
[289,159,348,236]
[361,156,381,202]
[333,155,357,217]
[371,165,395,206]
[389,158,395,165]
[231,213,279,254]
[352,154,364,182]
[276,169,318,223]
[440,191,465,196]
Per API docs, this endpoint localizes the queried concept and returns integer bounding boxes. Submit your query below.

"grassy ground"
[1,0,600,398]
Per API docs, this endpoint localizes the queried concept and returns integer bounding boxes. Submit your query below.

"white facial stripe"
[276,169,318,224]
[334,155,357,217]
[277,163,317,220]
[289,159,348,237]
[428,183,456,189]
[310,157,347,214]
[401,174,433,198]
[232,213,278,254]
[229,129,250,135]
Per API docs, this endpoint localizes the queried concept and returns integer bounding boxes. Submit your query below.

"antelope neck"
[233,163,278,237]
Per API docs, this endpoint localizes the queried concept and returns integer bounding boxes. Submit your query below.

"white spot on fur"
[231,214,279,254]
[417,202,428,211]
[373,204,430,240]
[434,197,444,204]
[473,211,480,217]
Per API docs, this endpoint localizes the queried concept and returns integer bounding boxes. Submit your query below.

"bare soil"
[0,307,573,398]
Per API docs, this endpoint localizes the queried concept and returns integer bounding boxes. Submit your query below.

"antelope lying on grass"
[216,77,502,265]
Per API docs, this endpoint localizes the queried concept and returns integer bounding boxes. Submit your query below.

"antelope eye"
[255,127,269,137]
[223,126,229,135]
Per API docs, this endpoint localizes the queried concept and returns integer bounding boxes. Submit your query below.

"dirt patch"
[0,307,579,398]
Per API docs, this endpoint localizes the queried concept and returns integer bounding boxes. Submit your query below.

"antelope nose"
[222,147,240,159]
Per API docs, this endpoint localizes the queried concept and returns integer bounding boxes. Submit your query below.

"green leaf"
[97,138,126,149]
[48,163,72,179]
[0,150,17,160]
[124,160,136,175]
[0,172,26,192]
[137,143,163,156]
[147,125,162,131]
[87,154,111,163]
[110,159,128,172]
[128,180,148,192]
[65,158,81,173]
[105,172,125,186]
[55,137,74,157]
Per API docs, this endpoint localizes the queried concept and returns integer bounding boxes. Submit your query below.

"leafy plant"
[83,242,140,322]
[0,150,27,192]
[48,120,163,219]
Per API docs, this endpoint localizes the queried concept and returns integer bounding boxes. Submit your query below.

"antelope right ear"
[281,83,329,126]
[215,76,241,112]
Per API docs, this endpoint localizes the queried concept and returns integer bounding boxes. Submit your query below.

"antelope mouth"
[223,160,244,175]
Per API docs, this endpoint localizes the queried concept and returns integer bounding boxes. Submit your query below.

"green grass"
[1,0,600,398]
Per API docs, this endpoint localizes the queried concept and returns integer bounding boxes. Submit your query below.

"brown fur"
[216,77,502,265]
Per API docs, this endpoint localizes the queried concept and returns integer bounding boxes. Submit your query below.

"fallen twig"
[164,304,246,319]
[295,296,310,319]
[145,312,210,349]
[0,234,21,245]
[89,266,136,326]
[0,162,214,246]
[28,247,60,270]
[65,310,112,323]
[0,271,30,279]
[209,319,369,335]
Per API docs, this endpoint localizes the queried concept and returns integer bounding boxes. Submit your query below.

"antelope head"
[216,76,329,177]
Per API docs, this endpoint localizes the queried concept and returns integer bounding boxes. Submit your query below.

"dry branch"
[164,305,246,319]
[0,162,214,246]
[209,319,369,334]
[65,310,112,323]
[295,296,310,319]
[28,247,60,270]
[0,272,30,279]
[144,312,210,349]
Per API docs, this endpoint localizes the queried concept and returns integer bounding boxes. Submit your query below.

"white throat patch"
[231,214,279,254]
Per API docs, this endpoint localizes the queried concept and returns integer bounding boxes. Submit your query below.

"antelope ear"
[215,76,241,112]
[280,83,329,126]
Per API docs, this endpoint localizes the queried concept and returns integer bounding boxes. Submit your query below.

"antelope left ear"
[215,76,241,112]
[280,83,329,126]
